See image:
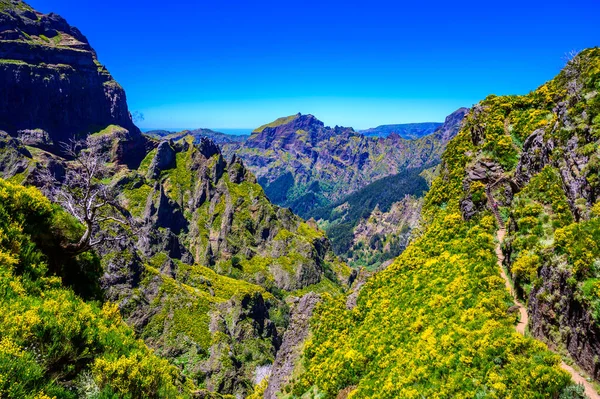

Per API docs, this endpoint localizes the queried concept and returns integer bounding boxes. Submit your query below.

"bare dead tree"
[39,138,134,255]
[563,49,580,65]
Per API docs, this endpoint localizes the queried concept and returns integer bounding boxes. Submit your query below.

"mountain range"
[146,128,249,145]
[1,1,599,399]
[221,108,468,219]
[359,121,443,139]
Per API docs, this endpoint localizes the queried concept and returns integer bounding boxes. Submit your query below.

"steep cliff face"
[0,0,148,166]
[221,109,468,218]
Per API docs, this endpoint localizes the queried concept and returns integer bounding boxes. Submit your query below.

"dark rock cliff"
[0,1,149,166]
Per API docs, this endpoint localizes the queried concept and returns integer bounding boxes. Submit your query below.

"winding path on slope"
[495,227,600,399]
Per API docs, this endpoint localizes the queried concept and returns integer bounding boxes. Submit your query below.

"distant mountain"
[145,128,249,144]
[360,122,443,139]
[222,108,468,219]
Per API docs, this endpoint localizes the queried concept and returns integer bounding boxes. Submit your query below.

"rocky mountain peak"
[0,1,92,52]
[433,107,469,141]
[245,113,357,151]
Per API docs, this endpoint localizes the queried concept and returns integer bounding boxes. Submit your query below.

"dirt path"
[495,228,600,399]
[496,229,528,334]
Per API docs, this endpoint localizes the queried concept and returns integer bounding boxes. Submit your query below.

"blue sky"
[30,0,600,130]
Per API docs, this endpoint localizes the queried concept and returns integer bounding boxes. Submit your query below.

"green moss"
[0,59,28,66]
[121,183,152,218]
[89,124,125,138]
[298,222,324,240]
[275,229,294,241]
[0,0,33,12]
[138,149,157,176]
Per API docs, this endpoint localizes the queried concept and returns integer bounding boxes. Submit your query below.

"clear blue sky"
[29,0,600,130]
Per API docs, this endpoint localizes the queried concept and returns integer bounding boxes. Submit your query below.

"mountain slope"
[270,50,600,398]
[0,2,351,398]
[313,167,429,266]
[0,178,191,399]
[221,108,468,218]
[360,121,442,139]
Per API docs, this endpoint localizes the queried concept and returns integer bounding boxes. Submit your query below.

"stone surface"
[0,1,149,166]
[264,293,320,399]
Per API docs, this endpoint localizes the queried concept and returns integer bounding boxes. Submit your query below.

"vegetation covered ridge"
[277,49,600,398]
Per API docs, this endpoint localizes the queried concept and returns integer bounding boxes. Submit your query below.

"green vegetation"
[0,0,33,13]
[0,59,28,66]
[0,179,190,398]
[282,48,600,399]
[89,124,126,138]
[288,210,574,397]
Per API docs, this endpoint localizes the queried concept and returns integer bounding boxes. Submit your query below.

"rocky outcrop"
[348,196,423,268]
[143,184,188,234]
[147,141,177,179]
[514,129,553,188]
[202,292,280,397]
[0,1,149,166]
[0,130,32,178]
[433,108,470,142]
[529,264,600,379]
[346,268,371,310]
[264,293,320,399]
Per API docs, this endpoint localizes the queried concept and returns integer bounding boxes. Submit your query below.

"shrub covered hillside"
[279,49,600,398]
[0,179,195,399]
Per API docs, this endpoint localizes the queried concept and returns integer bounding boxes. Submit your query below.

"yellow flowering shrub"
[0,179,190,398]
